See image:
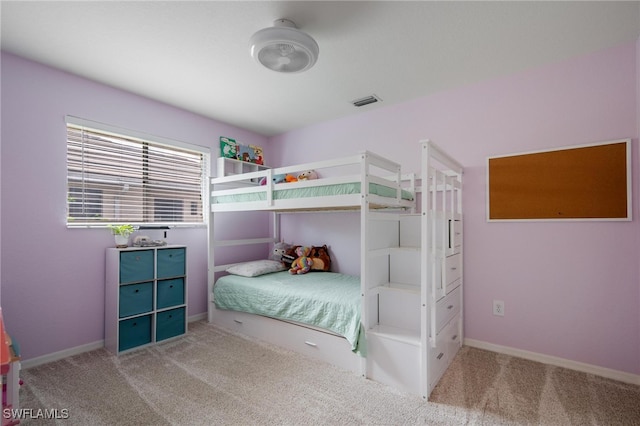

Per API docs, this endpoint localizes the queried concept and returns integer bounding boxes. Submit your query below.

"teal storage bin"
[120,250,154,283]
[119,282,153,318]
[156,307,185,341]
[157,278,185,309]
[156,248,185,279]
[119,315,152,351]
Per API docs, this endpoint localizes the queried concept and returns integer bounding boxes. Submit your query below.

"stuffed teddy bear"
[271,241,292,262]
[297,170,318,181]
[289,256,313,274]
[288,246,313,274]
[308,245,331,271]
[285,174,298,183]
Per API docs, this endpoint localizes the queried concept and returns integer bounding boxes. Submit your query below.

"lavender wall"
[0,53,269,360]
[270,41,640,376]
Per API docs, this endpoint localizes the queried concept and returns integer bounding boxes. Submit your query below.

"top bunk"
[210,150,416,213]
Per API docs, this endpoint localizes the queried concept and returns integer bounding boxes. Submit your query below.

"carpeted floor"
[16,321,640,425]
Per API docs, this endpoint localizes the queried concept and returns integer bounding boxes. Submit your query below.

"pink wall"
[271,41,640,375]
[0,53,269,360]
[2,39,638,377]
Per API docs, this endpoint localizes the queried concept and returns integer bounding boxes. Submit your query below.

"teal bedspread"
[213,271,362,352]
[213,182,413,204]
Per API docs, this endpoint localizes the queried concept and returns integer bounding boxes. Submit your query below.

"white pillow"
[226,260,286,277]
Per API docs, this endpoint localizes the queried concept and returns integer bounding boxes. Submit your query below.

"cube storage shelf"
[105,245,187,354]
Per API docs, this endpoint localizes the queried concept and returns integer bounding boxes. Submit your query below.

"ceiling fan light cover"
[249,21,319,73]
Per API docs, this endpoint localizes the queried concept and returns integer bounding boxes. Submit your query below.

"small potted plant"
[109,224,135,248]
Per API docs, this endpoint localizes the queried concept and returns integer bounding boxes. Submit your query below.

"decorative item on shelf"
[133,235,167,247]
[108,224,135,248]
[220,136,238,159]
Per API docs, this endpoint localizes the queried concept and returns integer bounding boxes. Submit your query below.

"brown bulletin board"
[487,140,631,221]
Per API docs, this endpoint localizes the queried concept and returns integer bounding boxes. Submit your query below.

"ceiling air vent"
[352,94,381,107]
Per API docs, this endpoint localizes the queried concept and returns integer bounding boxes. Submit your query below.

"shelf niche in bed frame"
[487,139,632,221]
[217,157,269,185]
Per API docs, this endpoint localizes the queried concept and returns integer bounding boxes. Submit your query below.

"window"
[66,116,210,227]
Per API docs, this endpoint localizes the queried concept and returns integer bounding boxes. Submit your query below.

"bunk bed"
[207,142,463,399]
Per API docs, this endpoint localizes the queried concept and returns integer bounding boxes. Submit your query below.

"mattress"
[213,182,414,204]
[213,271,362,352]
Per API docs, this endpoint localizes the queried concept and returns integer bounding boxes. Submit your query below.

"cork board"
[488,140,631,221]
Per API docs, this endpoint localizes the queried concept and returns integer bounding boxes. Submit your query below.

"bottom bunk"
[209,269,364,375]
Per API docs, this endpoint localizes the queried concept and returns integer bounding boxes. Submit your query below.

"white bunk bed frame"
[207,141,463,399]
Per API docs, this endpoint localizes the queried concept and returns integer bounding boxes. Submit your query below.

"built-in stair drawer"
[443,253,461,287]
[157,278,185,309]
[429,313,461,391]
[119,282,153,318]
[435,286,461,333]
[449,219,462,253]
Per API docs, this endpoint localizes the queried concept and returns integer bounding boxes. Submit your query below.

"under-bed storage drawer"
[211,308,361,374]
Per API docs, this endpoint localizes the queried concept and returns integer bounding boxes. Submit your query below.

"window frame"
[66,116,210,229]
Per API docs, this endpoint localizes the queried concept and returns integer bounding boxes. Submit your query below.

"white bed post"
[208,176,216,323]
[360,152,370,378]
[419,140,431,399]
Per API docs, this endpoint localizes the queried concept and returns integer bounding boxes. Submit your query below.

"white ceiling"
[2,1,639,137]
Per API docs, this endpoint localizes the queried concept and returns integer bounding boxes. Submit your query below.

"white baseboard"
[464,338,640,386]
[23,313,207,369]
[21,340,105,369]
[188,312,207,322]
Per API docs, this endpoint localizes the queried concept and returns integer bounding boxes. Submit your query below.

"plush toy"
[288,246,313,274]
[308,245,331,271]
[298,170,318,181]
[289,256,313,274]
[285,174,298,183]
[271,241,292,262]
[260,174,286,185]
[281,245,300,268]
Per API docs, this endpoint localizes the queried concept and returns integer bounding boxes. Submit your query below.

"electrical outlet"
[493,300,505,316]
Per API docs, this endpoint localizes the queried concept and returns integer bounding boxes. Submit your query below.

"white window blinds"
[66,117,209,227]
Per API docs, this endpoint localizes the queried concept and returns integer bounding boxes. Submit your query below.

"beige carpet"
[16,321,640,425]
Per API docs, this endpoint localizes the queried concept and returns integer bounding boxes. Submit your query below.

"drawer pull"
[451,335,458,341]
[135,289,139,293]
[447,304,454,310]
[450,267,457,271]
[304,341,317,347]
[233,319,243,324]
[437,352,444,360]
